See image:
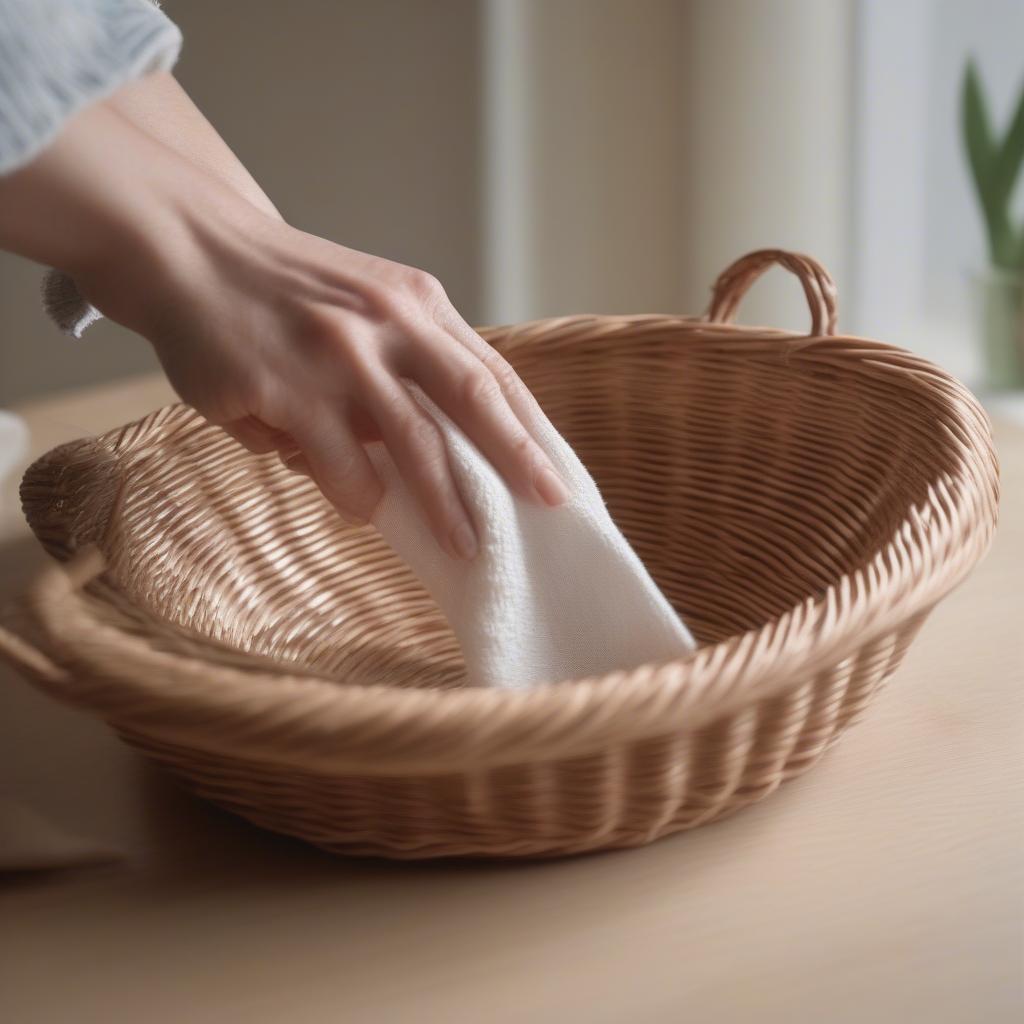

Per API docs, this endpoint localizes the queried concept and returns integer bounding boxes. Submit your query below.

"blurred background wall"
[0,0,483,404]
[1,0,1021,406]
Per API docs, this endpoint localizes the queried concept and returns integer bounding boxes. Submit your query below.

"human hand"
[0,102,568,560]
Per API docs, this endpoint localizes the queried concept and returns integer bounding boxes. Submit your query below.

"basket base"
[114,707,875,861]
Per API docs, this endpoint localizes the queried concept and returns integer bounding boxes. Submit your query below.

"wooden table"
[1,376,1022,1024]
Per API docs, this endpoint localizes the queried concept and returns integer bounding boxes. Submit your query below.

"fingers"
[227,412,381,527]
[401,326,569,508]
[286,409,383,525]
[278,448,313,479]
[223,417,316,483]
[355,363,478,560]
[221,272,568,562]
[430,302,552,438]
[222,415,291,455]
[222,417,310,481]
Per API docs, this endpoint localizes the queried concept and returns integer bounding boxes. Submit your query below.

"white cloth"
[0,798,121,872]
[368,387,696,690]
[0,410,28,505]
[1,414,121,872]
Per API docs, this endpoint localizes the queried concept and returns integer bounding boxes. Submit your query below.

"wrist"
[0,101,196,328]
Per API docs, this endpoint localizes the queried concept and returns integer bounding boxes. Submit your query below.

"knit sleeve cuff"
[0,0,181,176]
[41,268,104,338]
[0,0,183,338]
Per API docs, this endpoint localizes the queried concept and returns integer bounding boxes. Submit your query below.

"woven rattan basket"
[0,250,999,859]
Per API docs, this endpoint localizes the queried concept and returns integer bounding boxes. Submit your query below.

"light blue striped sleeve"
[0,0,181,176]
[0,0,181,336]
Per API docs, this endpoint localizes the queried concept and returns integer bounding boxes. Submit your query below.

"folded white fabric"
[368,386,696,690]
[0,797,121,873]
[0,409,28,501]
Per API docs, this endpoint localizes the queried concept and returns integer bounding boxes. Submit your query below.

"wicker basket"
[0,250,999,859]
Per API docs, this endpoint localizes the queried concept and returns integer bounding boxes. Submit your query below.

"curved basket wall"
[0,250,1000,859]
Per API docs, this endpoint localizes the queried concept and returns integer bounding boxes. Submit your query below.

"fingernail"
[534,465,570,507]
[451,520,478,560]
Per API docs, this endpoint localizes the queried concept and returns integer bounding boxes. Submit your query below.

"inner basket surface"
[6,243,1002,859]
[22,322,976,691]
[9,286,1000,858]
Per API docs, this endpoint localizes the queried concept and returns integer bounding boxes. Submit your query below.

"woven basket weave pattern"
[0,250,999,858]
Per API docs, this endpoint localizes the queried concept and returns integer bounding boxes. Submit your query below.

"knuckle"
[370,268,450,326]
[489,358,524,395]
[405,270,449,321]
[234,375,276,423]
[395,411,441,454]
[302,308,356,357]
[407,268,444,300]
[359,280,400,319]
[459,368,504,412]
[301,302,337,334]
[291,304,336,346]
[509,430,537,464]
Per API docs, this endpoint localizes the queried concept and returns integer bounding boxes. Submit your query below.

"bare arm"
[42,71,281,334]
[0,87,567,558]
[105,71,280,221]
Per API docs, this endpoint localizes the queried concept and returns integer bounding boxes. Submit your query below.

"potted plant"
[961,60,1024,391]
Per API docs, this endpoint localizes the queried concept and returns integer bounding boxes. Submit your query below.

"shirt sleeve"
[0,0,182,337]
[0,0,181,176]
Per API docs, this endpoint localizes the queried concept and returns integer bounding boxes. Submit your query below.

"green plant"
[962,60,1024,271]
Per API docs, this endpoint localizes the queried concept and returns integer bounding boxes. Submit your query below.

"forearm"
[0,101,170,281]
[0,2,279,333]
[38,70,284,335]
[0,74,568,548]
[106,71,280,221]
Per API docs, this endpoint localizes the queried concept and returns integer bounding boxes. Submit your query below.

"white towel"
[368,387,696,690]
[0,409,29,515]
[0,798,121,873]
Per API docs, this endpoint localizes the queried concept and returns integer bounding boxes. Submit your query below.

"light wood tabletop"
[1,375,1022,1024]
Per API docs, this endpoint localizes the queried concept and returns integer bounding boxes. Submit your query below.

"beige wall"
[518,0,693,318]
[0,0,482,405]
[1,0,857,406]
[684,0,853,331]
[483,0,853,329]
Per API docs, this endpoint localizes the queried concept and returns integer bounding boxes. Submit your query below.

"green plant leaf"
[963,59,1012,265]
[991,73,1024,213]
[963,60,994,192]
[1011,221,1024,272]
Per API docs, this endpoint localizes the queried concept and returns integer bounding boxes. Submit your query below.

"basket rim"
[5,314,1001,774]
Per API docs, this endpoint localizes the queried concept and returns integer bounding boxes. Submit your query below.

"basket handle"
[706,249,838,337]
